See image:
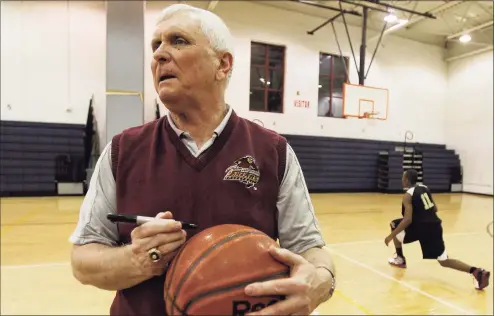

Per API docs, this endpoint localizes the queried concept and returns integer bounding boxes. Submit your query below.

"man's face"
[150,14,230,105]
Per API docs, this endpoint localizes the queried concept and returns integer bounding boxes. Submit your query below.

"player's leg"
[437,257,490,289]
[388,219,417,268]
[438,256,475,272]
[388,219,406,267]
[437,254,490,290]
[422,224,490,290]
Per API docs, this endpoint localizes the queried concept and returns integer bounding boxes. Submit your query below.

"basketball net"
[359,111,379,133]
[359,111,379,120]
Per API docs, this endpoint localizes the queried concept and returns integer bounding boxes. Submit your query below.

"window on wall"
[249,42,285,113]
[317,53,349,118]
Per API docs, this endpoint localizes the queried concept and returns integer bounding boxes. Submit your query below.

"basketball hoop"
[359,111,379,119]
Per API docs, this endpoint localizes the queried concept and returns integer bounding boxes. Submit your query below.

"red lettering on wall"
[294,100,310,108]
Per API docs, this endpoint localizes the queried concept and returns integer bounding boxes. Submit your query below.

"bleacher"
[421,147,461,191]
[0,121,86,196]
[0,97,98,197]
[283,133,462,193]
[0,108,461,197]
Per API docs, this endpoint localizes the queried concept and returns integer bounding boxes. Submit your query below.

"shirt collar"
[166,105,233,139]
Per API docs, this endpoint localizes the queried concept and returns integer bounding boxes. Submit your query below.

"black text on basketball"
[232,297,283,315]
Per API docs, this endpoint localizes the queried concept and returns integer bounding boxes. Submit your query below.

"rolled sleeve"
[276,143,325,254]
[68,142,119,246]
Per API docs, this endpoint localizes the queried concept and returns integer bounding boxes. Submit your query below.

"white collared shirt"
[166,105,233,157]
[69,109,325,255]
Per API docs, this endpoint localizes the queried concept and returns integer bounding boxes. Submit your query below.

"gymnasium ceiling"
[250,0,494,61]
[195,0,493,62]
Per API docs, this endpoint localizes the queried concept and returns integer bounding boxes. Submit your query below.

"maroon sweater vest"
[109,111,287,315]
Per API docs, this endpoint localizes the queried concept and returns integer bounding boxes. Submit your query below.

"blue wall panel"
[0,121,86,197]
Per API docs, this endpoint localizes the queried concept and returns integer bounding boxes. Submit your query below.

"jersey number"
[421,193,435,210]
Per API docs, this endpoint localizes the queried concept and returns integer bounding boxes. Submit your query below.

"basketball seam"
[165,246,186,290]
[164,243,189,314]
[168,231,266,312]
[182,270,289,315]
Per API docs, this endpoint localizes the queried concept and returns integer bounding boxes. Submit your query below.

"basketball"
[164,224,290,315]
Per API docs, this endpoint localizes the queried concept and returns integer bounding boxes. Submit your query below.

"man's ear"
[216,52,233,81]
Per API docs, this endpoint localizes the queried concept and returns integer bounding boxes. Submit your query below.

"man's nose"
[153,46,171,64]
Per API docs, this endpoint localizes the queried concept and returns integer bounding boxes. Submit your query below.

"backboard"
[342,83,389,120]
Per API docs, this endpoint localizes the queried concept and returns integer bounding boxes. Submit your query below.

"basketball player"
[385,169,490,290]
[69,4,335,315]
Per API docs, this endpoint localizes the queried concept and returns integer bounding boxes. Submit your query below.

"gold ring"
[148,247,161,263]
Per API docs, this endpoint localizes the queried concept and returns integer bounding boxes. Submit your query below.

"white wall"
[445,51,494,195]
[0,1,106,143]
[2,1,448,147]
[145,1,447,143]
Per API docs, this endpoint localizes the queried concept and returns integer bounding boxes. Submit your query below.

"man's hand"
[128,211,187,278]
[244,247,330,315]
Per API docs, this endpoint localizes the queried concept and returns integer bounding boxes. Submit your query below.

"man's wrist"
[121,243,149,279]
[314,266,336,302]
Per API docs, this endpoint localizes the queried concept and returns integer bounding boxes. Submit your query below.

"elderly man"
[69,4,335,315]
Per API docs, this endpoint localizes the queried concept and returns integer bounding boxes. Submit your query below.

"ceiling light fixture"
[384,14,397,23]
[459,34,471,43]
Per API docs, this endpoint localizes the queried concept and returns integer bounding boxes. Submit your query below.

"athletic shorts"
[391,218,447,260]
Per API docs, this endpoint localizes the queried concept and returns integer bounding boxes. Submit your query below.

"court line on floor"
[325,247,476,315]
[311,289,374,315]
[333,289,374,315]
[0,239,484,314]
[327,231,484,247]
[1,231,485,270]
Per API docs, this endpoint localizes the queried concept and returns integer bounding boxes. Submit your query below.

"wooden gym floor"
[1,193,493,315]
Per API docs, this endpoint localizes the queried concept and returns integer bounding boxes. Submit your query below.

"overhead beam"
[367,1,460,43]
[362,0,436,19]
[359,7,369,85]
[446,20,494,39]
[307,12,343,35]
[304,0,436,86]
[339,0,389,14]
[367,19,408,43]
[445,45,493,62]
[291,0,361,16]
[405,1,462,29]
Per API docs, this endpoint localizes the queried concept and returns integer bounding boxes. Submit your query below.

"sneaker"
[388,254,407,268]
[472,268,490,290]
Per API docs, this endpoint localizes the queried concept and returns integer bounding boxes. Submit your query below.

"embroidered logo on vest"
[223,156,260,190]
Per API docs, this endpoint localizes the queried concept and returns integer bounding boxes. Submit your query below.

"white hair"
[156,4,235,82]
